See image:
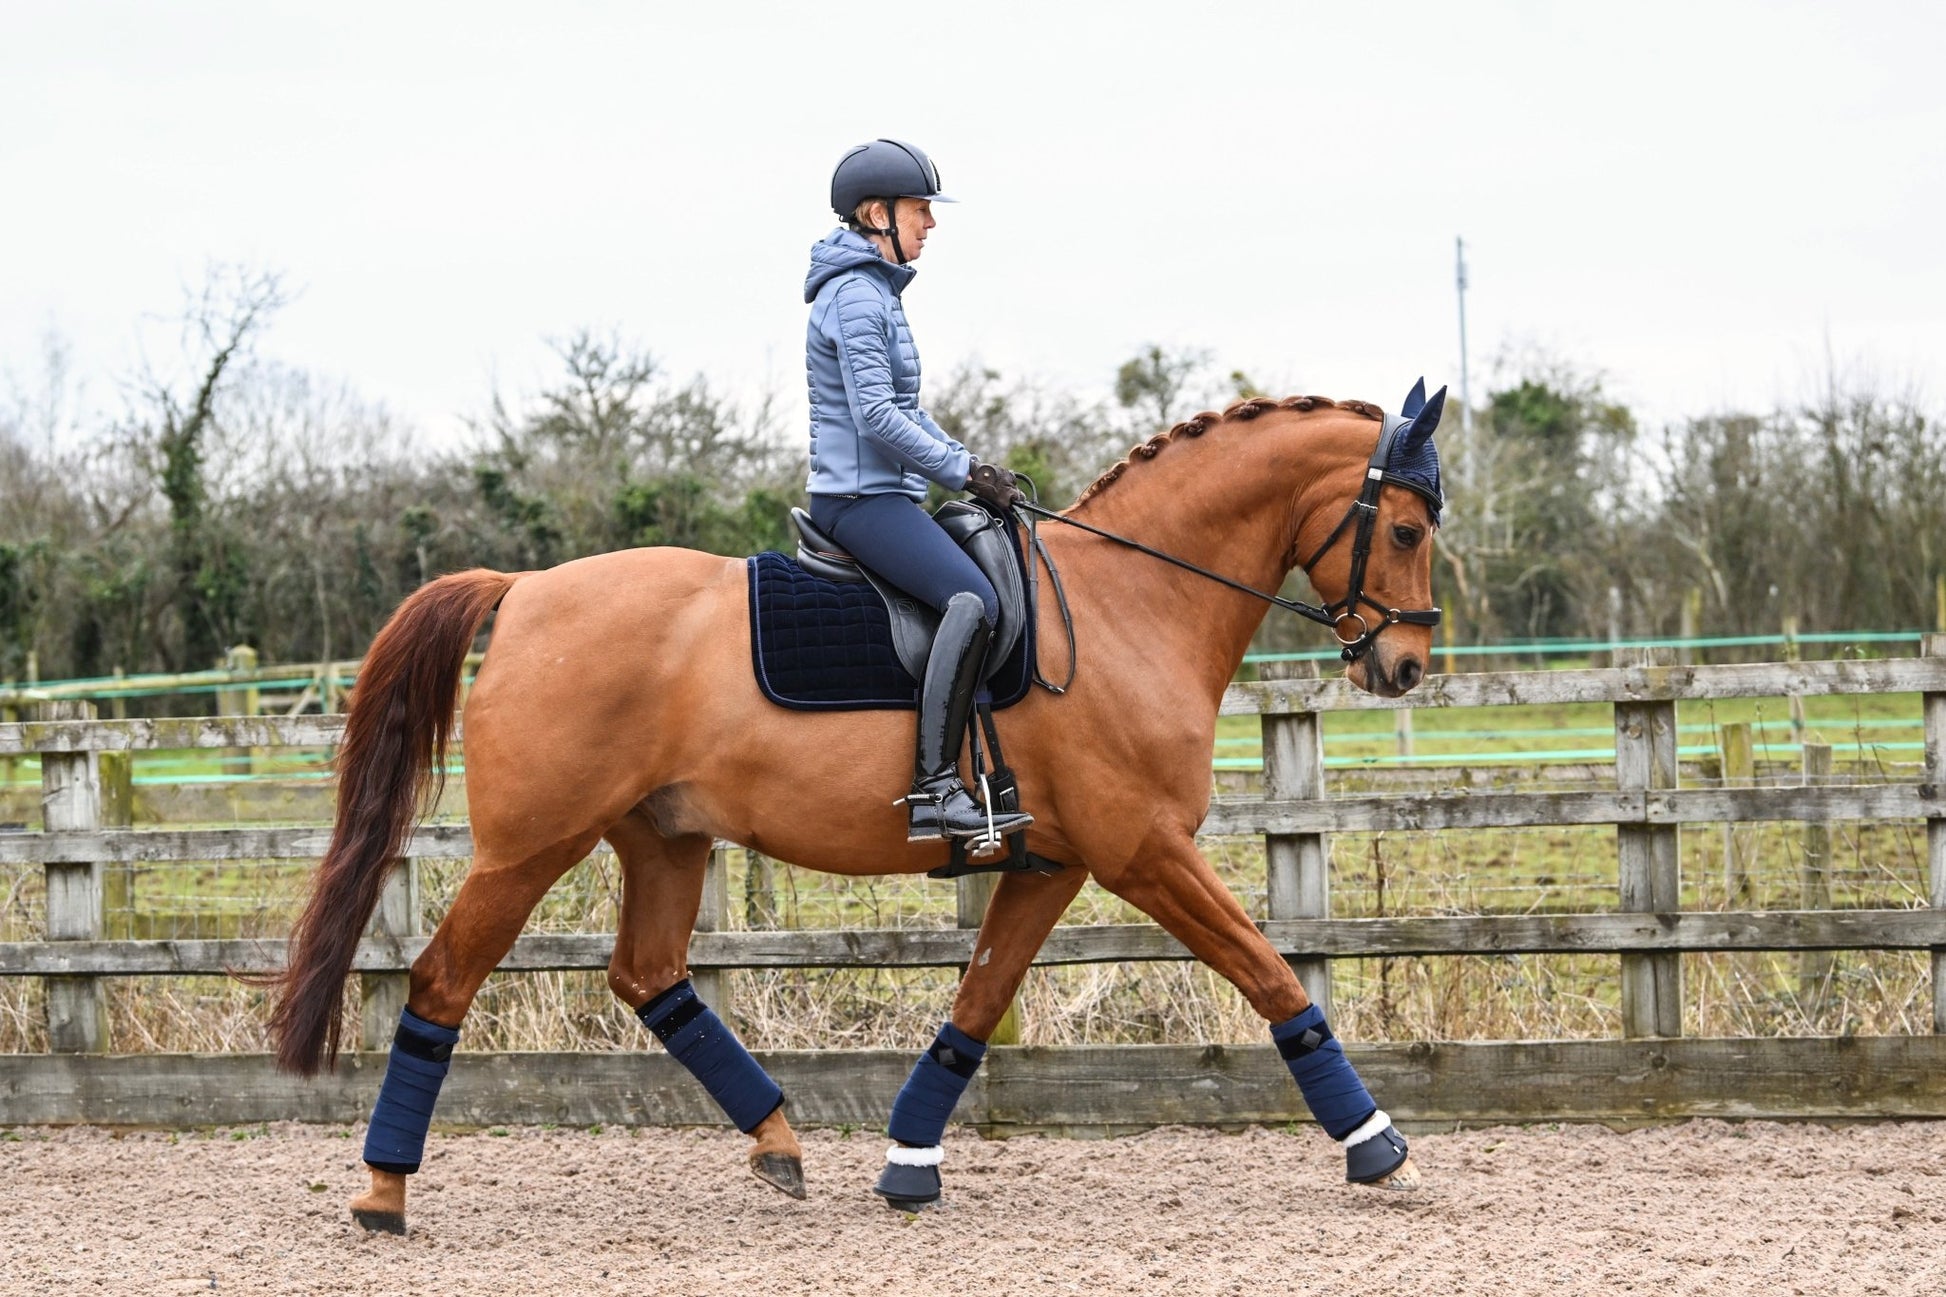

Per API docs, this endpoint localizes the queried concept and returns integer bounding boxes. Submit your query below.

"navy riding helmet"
[830,139,956,264]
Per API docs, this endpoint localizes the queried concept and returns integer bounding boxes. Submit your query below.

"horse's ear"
[1403,386,1447,449]
[1401,377,1428,421]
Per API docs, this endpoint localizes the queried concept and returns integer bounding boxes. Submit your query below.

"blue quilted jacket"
[804,228,970,500]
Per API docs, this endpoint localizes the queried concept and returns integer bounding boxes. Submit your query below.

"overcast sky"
[4,1,1942,452]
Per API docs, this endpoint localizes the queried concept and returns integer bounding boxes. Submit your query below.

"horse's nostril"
[1395,657,1423,692]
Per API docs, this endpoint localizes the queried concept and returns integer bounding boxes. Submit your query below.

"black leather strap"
[1015,417,1441,665]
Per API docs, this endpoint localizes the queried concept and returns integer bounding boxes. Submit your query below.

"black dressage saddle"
[787,500,1028,685]
[786,500,1058,880]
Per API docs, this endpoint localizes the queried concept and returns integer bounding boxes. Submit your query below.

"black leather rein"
[1009,434,1441,691]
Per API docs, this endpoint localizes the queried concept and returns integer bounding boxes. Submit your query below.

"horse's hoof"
[873,1161,941,1211]
[1346,1122,1415,1186]
[750,1151,807,1200]
[351,1208,407,1235]
[1374,1155,1421,1189]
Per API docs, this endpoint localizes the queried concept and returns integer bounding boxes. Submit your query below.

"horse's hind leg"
[1093,833,1419,1189]
[604,812,804,1200]
[349,828,604,1233]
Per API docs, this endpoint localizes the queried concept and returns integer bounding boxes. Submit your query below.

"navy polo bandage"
[363,1008,460,1175]
[887,1021,986,1149]
[637,979,784,1134]
[1272,1005,1379,1142]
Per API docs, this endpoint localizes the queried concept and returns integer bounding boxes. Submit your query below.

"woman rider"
[804,138,1032,845]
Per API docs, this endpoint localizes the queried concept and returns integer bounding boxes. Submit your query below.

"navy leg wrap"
[637,979,784,1133]
[1273,1005,1378,1141]
[887,1021,986,1147]
[363,1008,460,1174]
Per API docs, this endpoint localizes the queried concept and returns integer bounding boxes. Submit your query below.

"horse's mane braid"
[1073,394,1382,507]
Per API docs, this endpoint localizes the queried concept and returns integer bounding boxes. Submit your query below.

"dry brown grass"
[1,807,1930,1055]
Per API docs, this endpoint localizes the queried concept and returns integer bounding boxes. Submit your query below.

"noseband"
[1012,413,1442,671]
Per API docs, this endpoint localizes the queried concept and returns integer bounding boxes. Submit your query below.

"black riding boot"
[905,592,1035,843]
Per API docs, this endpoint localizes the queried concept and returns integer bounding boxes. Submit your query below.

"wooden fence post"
[39,700,109,1052]
[1719,721,1755,906]
[217,645,261,775]
[744,850,777,930]
[97,751,136,939]
[1615,649,1682,1038]
[360,859,419,1049]
[692,845,729,1011]
[0,688,15,790]
[957,872,1019,1045]
[1678,589,1703,665]
[1798,741,1834,1016]
[1262,660,1331,1020]
[1781,615,1807,743]
[1923,633,1946,1035]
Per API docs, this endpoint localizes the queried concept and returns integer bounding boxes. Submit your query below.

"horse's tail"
[268,568,520,1076]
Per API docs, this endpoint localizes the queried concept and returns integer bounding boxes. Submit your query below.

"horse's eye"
[1391,524,1422,547]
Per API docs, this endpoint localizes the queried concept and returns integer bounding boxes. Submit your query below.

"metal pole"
[1455,236,1472,436]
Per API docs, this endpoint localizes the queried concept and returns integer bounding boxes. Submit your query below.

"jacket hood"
[805,227,915,303]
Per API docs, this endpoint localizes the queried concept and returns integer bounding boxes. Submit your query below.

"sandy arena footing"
[3,1119,1943,1295]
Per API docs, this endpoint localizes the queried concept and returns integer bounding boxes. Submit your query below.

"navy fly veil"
[1384,378,1445,524]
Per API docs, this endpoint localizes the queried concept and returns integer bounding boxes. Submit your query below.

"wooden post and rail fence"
[2,642,1944,1131]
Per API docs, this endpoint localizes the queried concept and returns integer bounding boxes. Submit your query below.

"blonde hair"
[848,198,890,231]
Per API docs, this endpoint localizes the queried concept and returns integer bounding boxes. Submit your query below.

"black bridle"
[1292,416,1444,660]
[1014,415,1441,672]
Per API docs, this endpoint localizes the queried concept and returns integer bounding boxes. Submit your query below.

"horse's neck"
[1053,416,1363,698]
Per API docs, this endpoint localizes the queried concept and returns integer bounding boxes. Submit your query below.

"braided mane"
[1072,395,1384,507]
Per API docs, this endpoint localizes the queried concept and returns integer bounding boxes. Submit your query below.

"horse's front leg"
[604,813,805,1200]
[874,864,1088,1209]
[1094,832,1419,1189]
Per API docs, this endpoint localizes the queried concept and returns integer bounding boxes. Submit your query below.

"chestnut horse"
[270,392,1443,1230]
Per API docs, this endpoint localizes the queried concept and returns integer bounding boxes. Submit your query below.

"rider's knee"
[945,587,998,628]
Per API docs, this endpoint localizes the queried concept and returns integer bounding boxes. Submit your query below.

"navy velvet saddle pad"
[746,551,1033,711]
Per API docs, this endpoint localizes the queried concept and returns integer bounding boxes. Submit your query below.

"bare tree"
[131,266,290,670]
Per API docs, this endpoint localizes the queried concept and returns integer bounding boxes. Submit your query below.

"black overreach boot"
[904,592,1034,843]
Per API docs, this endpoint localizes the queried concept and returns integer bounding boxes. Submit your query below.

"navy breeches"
[809,493,999,624]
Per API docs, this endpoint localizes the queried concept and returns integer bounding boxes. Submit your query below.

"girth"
[789,501,1027,685]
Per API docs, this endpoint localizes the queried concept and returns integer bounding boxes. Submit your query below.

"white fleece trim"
[1340,1109,1392,1149]
[884,1143,946,1167]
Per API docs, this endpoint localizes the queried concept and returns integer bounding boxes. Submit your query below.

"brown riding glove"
[965,458,1025,510]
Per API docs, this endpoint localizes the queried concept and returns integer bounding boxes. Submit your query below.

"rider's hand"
[965,458,1025,510]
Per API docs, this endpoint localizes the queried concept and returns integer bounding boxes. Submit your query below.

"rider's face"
[866,198,936,263]
[896,199,935,261]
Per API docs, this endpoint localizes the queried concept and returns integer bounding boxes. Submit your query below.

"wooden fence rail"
[3,644,1944,1129]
